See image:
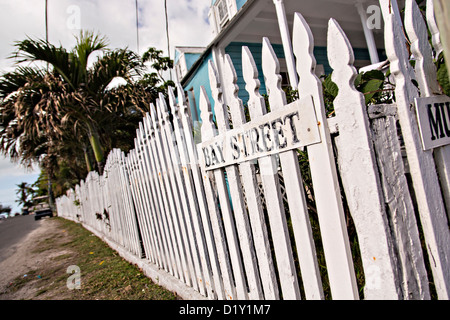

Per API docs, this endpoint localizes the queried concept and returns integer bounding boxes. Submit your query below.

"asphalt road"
[0,215,41,262]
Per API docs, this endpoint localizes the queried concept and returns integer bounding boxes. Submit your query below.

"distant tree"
[15,182,35,208]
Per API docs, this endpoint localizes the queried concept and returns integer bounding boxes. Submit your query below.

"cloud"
[0,0,213,73]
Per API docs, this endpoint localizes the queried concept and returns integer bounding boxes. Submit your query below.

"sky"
[0,0,214,214]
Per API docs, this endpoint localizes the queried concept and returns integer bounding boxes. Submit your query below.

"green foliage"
[322,68,395,112]
[15,182,35,208]
[436,52,450,95]
[0,31,174,197]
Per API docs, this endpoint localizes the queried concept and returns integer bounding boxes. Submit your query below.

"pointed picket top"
[385,11,418,101]
[208,59,229,134]
[242,45,266,118]
[261,37,286,109]
[168,86,179,119]
[199,85,216,141]
[149,103,160,132]
[327,18,355,81]
[405,0,441,96]
[156,98,165,127]
[292,13,318,92]
[222,54,246,127]
[426,0,443,58]
[327,18,363,109]
[158,92,172,125]
[175,82,190,119]
[143,111,154,139]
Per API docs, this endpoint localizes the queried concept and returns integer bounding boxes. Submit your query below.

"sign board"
[197,95,321,171]
[415,95,450,150]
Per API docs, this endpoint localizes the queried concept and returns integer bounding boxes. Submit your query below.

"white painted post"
[168,86,215,298]
[383,8,450,299]
[260,38,323,300]
[405,0,450,219]
[292,12,359,300]
[142,114,177,275]
[206,60,251,300]
[327,18,401,299]
[175,84,229,300]
[273,0,299,88]
[158,93,205,293]
[198,85,239,300]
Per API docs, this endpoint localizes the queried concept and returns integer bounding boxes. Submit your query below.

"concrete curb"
[81,223,207,300]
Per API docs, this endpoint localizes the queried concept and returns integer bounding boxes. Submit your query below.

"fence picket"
[158,94,204,292]
[135,130,164,266]
[168,86,215,298]
[141,115,176,274]
[205,60,249,300]
[175,84,226,300]
[240,45,281,300]
[327,18,401,299]
[383,8,450,299]
[405,0,450,218]
[220,54,266,300]
[292,12,358,299]
[260,37,319,300]
[199,85,238,300]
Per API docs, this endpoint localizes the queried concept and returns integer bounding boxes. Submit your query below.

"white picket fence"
[56,1,450,300]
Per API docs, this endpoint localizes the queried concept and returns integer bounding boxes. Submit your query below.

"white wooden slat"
[147,105,185,280]
[240,45,281,300]
[152,99,193,287]
[260,38,321,300]
[292,12,359,300]
[124,151,152,260]
[142,114,177,274]
[135,129,165,266]
[199,85,239,300]
[168,86,215,298]
[206,60,249,300]
[155,98,194,286]
[158,94,202,292]
[220,54,265,300]
[383,9,450,299]
[371,115,431,299]
[118,150,143,257]
[176,84,227,300]
[128,148,156,263]
[328,18,403,299]
[405,0,450,219]
[425,0,443,58]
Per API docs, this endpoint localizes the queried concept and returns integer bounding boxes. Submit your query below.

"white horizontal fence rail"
[56,2,450,300]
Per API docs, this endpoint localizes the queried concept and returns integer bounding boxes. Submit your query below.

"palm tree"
[15,182,35,209]
[0,32,174,198]
[5,31,145,173]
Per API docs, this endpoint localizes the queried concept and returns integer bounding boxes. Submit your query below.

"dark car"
[32,196,53,221]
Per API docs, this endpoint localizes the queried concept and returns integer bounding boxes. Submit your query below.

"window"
[175,63,183,82]
[216,0,229,28]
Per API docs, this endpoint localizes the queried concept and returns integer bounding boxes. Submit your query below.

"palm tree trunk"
[47,168,54,211]
[87,124,104,174]
[83,145,93,172]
